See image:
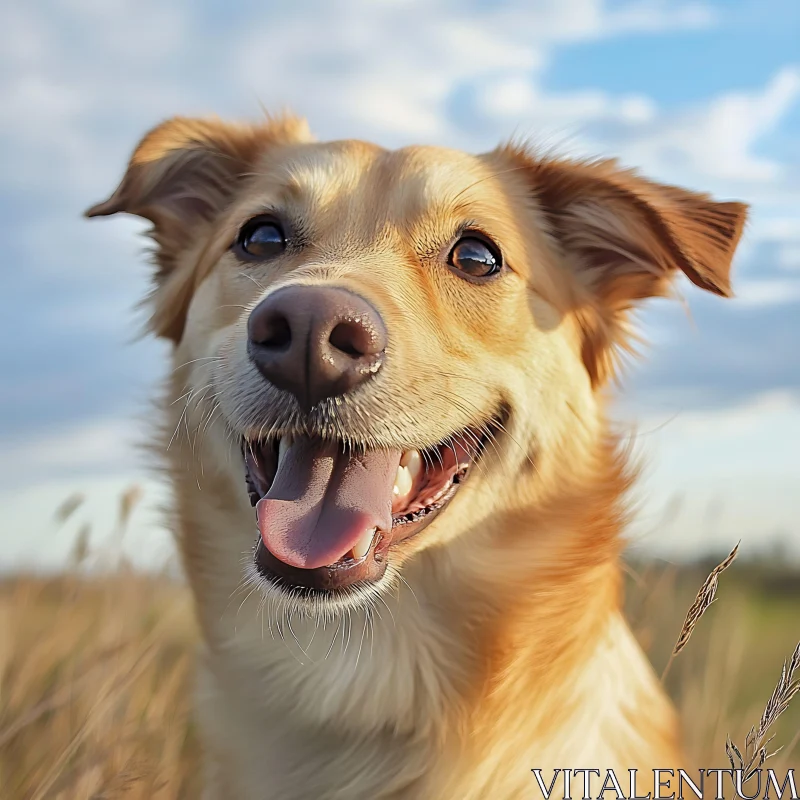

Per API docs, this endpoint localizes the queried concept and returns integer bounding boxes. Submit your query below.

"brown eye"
[236,217,286,259]
[448,236,502,279]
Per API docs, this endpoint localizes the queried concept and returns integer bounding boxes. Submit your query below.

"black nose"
[247,285,388,412]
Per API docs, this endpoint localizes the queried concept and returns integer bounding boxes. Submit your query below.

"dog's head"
[87,115,746,610]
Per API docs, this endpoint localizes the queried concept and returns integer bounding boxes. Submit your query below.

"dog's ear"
[86,115,312,343]
[504,148,748,385]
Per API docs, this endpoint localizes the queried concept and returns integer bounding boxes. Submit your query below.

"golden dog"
[87,114,747,799]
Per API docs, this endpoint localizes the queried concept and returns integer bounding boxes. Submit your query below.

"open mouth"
[243,421,498,595]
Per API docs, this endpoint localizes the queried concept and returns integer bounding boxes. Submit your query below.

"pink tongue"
[256,436,402,569]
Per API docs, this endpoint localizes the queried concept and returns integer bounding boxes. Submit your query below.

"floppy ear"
[85,114,312,343]
[504,148,748,385]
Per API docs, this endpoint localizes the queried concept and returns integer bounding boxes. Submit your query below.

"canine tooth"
[278,435,292,460]
[393,465,413,498]
[351,529,374,560]
[400,449,422,480]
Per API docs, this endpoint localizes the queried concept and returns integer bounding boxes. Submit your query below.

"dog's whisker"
[397,574,421,609]
[285,607,310,659]
[375,592,396,628]
[323,616,342,662]
[236,271,267,292]
[353,608,369,672]
[171,355,223,375]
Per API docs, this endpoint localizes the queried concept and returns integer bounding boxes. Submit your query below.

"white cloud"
[758,218,800,240]
[740,214,800,274]
[779,245,800,270]
[608,1,716,32]
[618,95,657,124]
[618,66,800,185]
[734,279,800,306]
[0,0,722,191]
[0,417,142,487]
[624,392,800,562]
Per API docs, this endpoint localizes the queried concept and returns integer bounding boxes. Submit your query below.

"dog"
[87,113,747,799]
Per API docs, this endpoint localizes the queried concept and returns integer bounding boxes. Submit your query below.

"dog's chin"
[238,412,503,607]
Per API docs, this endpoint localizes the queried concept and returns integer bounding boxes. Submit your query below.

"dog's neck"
[193,506,628,737]
[169,416,679,794]
[174,417,640,721]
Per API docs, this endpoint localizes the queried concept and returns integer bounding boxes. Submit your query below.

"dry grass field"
[0,571,200,799]
[625,558,800,770]
[0,498,797,798]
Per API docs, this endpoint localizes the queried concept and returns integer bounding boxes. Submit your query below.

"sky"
[0,0,798,569]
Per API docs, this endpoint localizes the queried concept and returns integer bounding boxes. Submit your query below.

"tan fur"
[87,114,747,800]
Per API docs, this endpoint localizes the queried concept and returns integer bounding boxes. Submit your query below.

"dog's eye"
[448,236,502,279]
[236,218,286,259]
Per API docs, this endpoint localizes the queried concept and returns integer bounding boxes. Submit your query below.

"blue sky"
[1,0,798,568]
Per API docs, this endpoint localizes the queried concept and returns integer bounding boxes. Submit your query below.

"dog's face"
[88,115,746,611]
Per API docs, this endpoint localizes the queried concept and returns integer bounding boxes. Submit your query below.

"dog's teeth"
[351,529,374,561]
[278,435,292,460]
[400,449,422,480]
[393,465,413,498]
